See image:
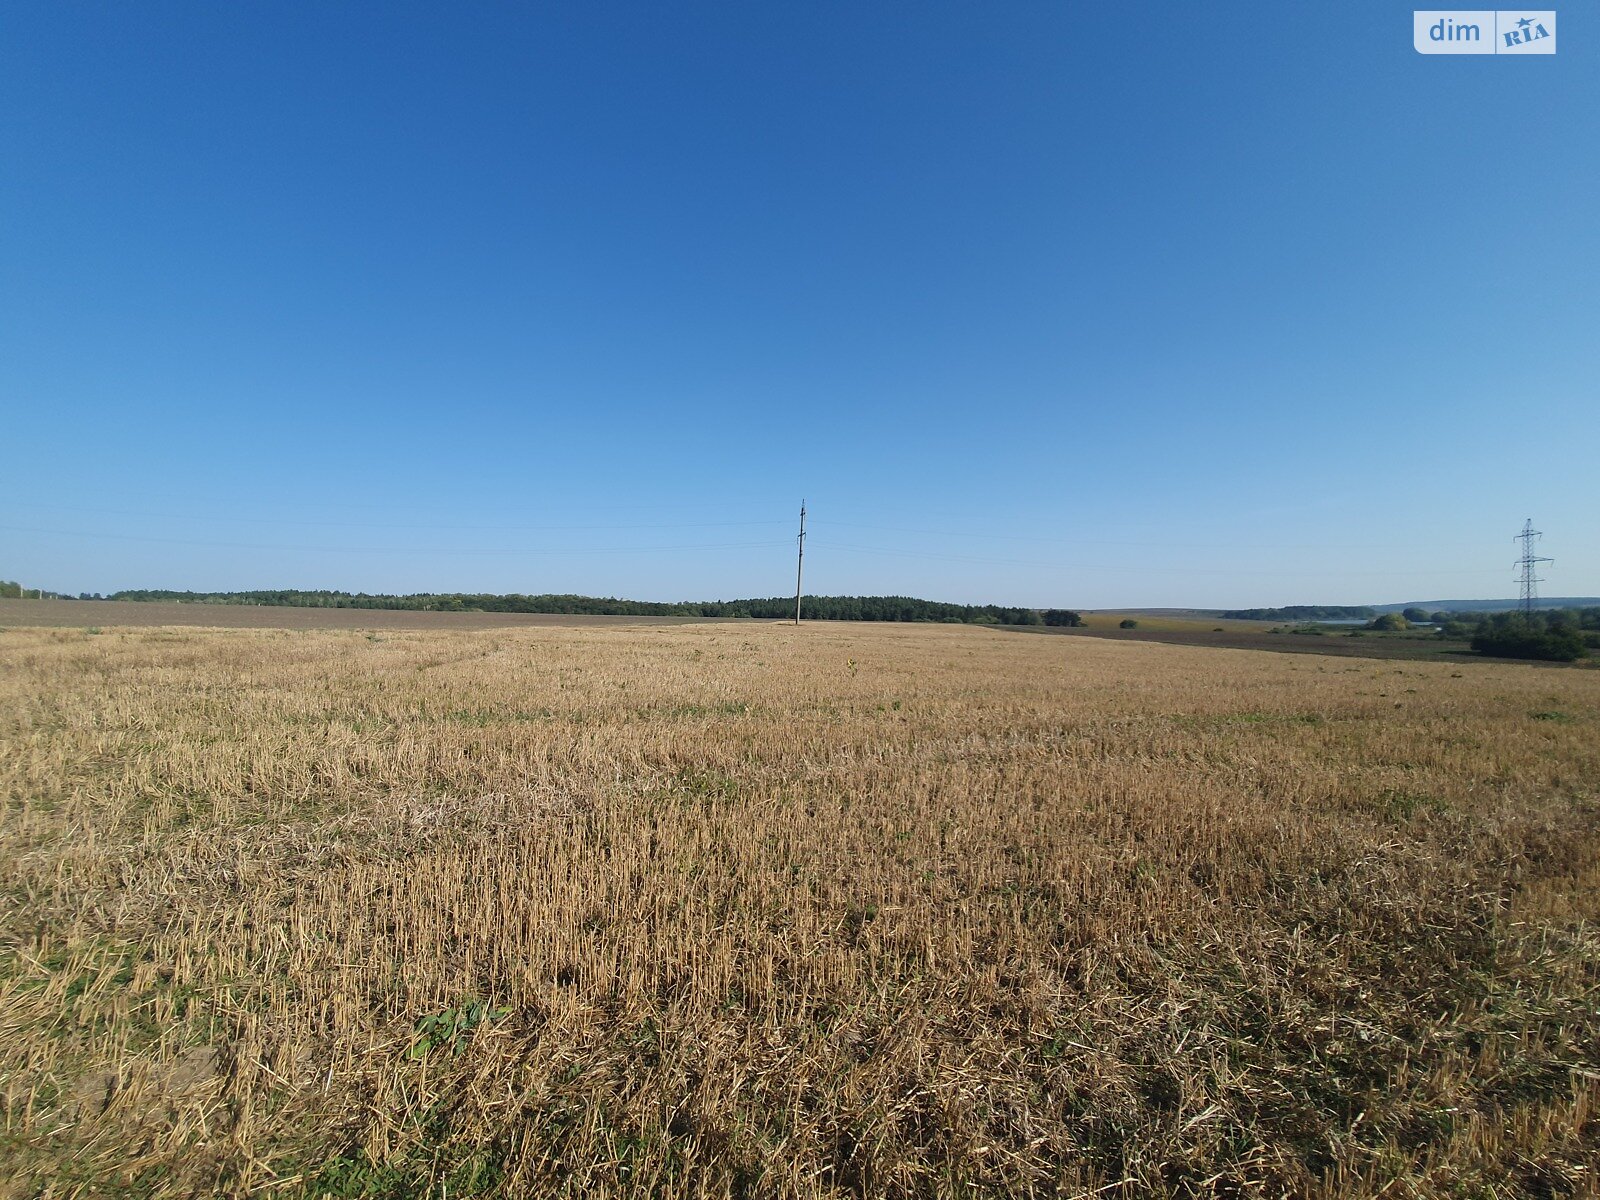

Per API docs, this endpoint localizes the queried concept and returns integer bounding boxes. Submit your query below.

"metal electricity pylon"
[1513,518,1553,616]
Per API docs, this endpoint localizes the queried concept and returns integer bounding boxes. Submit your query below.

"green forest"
[99,589,1080,627]
[1452,608,1598,662]
[0,581,63,600]
[1359,608,1598,662]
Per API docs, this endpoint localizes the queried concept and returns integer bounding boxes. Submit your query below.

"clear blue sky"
[4,2,1596,608]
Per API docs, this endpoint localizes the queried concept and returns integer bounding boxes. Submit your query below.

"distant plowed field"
[0,598,707,630]
[2,622,1597,1197]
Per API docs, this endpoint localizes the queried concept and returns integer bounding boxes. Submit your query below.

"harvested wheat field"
[2,621,1598,1198]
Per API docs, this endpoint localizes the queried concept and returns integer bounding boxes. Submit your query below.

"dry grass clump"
[1,621,1598,1198]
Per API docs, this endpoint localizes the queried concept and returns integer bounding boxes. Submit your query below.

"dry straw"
[1,621,1597,1197]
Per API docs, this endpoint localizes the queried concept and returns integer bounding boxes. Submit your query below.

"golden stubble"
[1,621,1597,1197]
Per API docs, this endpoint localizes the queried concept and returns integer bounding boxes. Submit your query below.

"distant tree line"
[1455,608,1597,662]
[0,581,63,599]
[1361,606,1598,662]
[102,589,1080,627]
[1221,605,1376,621]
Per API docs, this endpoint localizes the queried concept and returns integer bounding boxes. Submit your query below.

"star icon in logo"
[1517,15,1534,28]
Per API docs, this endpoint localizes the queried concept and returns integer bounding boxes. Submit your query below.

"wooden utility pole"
[794,500,806,625]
